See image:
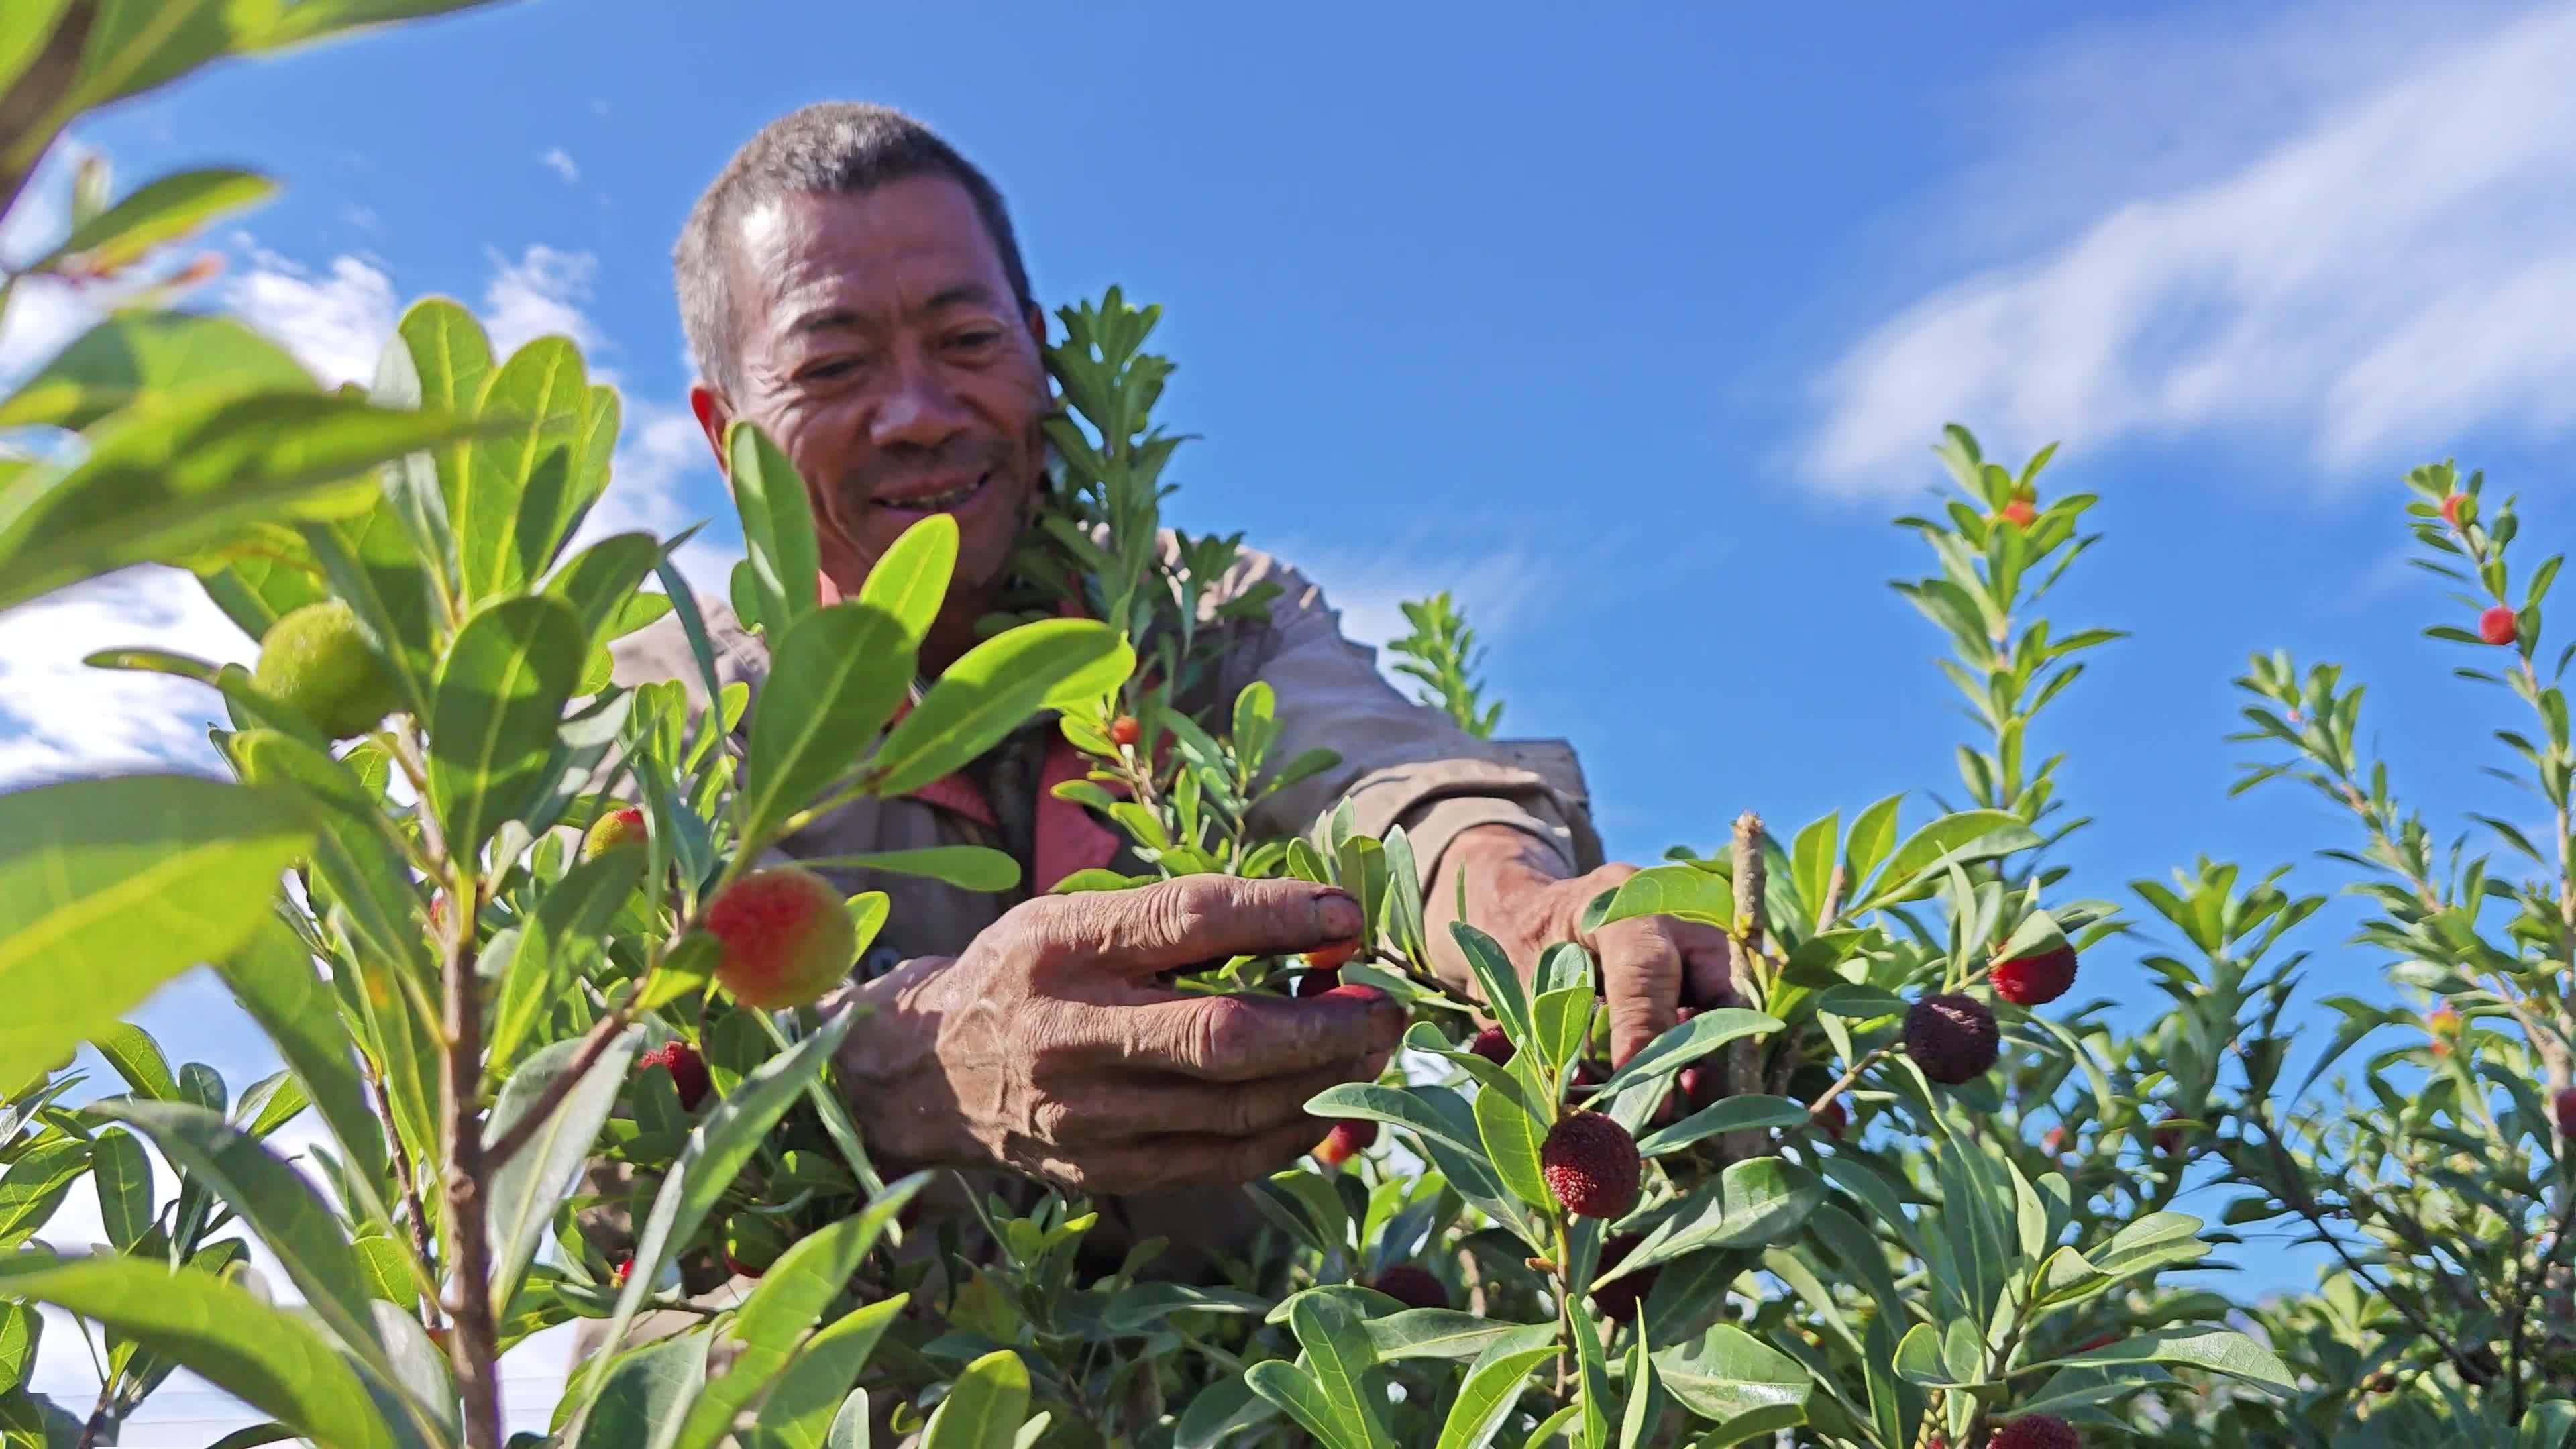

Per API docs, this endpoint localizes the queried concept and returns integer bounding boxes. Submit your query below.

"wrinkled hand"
[826,874,1405,1196]
[1432,825,1739,1067]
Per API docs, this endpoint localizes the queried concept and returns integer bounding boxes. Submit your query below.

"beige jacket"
[578,535,1600,1366]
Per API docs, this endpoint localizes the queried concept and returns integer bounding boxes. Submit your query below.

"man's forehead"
[733,181,1008,330]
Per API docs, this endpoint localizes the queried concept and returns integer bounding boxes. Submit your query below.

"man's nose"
[870,359,971,452]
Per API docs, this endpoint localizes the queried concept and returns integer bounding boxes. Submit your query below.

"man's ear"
[690,382,732,472]
[1022,300,1048,353]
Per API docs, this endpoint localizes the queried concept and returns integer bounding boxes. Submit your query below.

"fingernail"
[1313,889,1362,938]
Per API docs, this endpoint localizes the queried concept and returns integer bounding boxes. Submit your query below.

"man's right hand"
[826,875,1406,1197]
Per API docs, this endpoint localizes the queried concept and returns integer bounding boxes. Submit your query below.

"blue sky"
[7,0,2576,1426]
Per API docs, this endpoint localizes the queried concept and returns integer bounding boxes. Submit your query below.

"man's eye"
[948,330,1001,350]
[802,358,860,380]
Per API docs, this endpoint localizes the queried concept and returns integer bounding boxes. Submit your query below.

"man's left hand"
[1425,824,1739,1067]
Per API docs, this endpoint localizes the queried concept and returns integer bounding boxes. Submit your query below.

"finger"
[1062,1116,1340,1195]
[1082,983,1405,1082]
[1017,875,1363,984]
[1678,926,1739,1010]
[1028,1057,1381,1146]
[1595,916,1685,1068]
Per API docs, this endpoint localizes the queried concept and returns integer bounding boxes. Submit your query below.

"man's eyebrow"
[786,284,1002,337]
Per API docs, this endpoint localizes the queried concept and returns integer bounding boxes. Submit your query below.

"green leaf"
[0,775,311,1087]
[1650,1324,1811,1430]
[0,1140,87,1247]
[738,602,914,849]
[484,1028,645,1318]
[391,297,492,543]
[0,1256,397,1449]
[1435,1339,1557,1449]
[747,1297,909,1449]
[1594,1009,1783,1102]
[574,1011,859,1418]
[857,513,957,651]
[920,1347,1031,1449]
[1854,811,2041,910]
[1363,1314,1551,1364]
[0,312,312,431]
[568,1333,706,1449]
[489,845,643,1070]
[0,390,488,615]
[869,619,1124,797]
[38,168,276,274]
[88,1128,152,1251]
[1245,1362,1358,1449]
[670,1179,926,1449]
[214,916,390,1204]
[1841,794,1904,891]
[1595,865,1733,930]
[1452,922,1534,1046]
[1472,1067,1552,1211]
[1303,1083,1490,1163]
[726,420,822,642]
[1533,986,1593,1074]
[1790,812,1839,922]
[2029,1326,2294,1396]
[425,595,586,860]
[90,1101,380,1364]
[1610,1159,1825,1275]
[799,846,1020,893]
[458,336,589,599]
[1635,1095,1809,1158]
[90,1022,179,1102]
[1174,1375,1279,1449]
[545,532,665,659]
[1293,1293,1394,1449]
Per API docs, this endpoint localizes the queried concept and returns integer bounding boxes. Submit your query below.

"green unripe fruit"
[253,600,400,741]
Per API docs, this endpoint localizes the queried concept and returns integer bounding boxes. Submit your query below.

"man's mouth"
[873,472,991,515]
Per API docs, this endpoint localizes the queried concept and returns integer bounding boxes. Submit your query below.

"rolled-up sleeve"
[1226,552,1604,885]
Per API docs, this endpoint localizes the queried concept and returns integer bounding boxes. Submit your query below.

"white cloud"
[1259,534,1565,688]
[580,399,740,594]
[1800,1,2576,498]
[483,243,602,358]
[538,146,580,185]
[0,566,250,791]
[223,246,400,386]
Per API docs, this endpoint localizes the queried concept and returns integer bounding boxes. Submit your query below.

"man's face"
[698,176,1050,604]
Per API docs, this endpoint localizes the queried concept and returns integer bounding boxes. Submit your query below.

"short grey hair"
[674,102,1036,392]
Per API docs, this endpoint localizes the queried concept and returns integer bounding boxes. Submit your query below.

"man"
[611,102,1735,1269]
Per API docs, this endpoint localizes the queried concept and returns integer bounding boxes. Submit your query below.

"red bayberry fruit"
[705,867,858,1008]
[1304,938,1359,973]
[1990,1415,2078,1449]
[637,1040,711,1112]
[1991,943,2078,1006]
[1905,993,2001,1085]
[609,1256,633,1287]
[2555,1086,2576,1136]
[1999,498,2038,529]
[1589,1232,1656,1322]
[2479,605,2518,646]
[2074,1332,2119,1353]
[2152,1113,2186,1155]
[2440,492,2467,528]
[1469,1024,1516,1065]
[1541,1112,1642,1220]
[582,806,647,861]
[1313,1119,1377,1169]
[1108,714,1142,748]
[2042,1125,2069,1155]
[1370,1265,1448,1311]
[1815,1098,1848,1140]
